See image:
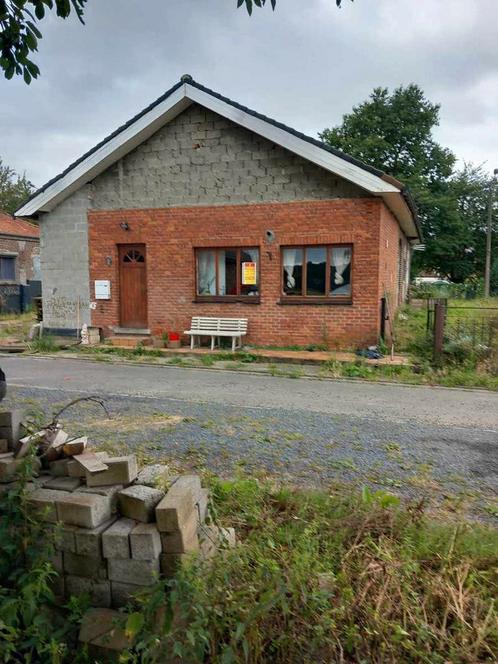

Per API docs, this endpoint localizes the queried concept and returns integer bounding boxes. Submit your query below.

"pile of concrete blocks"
[0,410,235,613]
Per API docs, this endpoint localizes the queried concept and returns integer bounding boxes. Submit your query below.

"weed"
[126,478,498,663]
[27,333,58,353]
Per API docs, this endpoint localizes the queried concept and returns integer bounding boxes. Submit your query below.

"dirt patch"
[85,413,184,433]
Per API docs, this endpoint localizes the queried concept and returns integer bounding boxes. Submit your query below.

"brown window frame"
[280,244,353,305]
[195,247,261,304]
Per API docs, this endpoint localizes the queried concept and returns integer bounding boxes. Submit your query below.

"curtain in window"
[217,251,226,295]
[197,251,216,295]
[283,248,298,289]
[331,247,351,285]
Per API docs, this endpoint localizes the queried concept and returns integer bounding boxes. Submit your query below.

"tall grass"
[128,479,498,663]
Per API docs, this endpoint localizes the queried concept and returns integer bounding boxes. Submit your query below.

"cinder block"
[75,517,117,557]
[66,575,111,608]
[155,488,194,532]
[197,488,209,524]
[57,492,112,528]
[78,608,132,651]
[118,485,164,523]
[49,458,70,477]
[55,524,79,553]
[160,511,199,554]
[0,439,8,454]
[102,518,135,559]
[108,557,159,586]
[111,581,150,608]
[169,475,202,504]
[159,552,188,578]
[49,550,64,573]
[63,551,108,580]
[135,464,174,488]
[130,523,162,561]
[0,410,24,445]
[198,525,236,560]
[0,455,22,483]
[86,455,138,487]
[27,487,71,522]
[49,573,65,599]
[44,476,82,492]
[67,459,86,478]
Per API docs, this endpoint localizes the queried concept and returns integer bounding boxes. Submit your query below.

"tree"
[319,84,486,282]
[0,0,86,83]
[0,156,34,214]
[238,0,347,14]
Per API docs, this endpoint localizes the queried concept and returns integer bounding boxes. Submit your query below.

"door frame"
[118,243,148,329]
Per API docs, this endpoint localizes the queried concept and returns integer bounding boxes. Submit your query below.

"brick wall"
[88,199,386,348]
[0,236,39,284]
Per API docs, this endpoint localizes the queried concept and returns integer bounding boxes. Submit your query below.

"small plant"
[27,333,58,353]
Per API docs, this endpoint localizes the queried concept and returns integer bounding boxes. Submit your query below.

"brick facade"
[88,198,404,348]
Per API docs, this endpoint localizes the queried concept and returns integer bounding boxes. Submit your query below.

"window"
[0,256,16,281]
[282,245,352,301]
[196,248,260,300]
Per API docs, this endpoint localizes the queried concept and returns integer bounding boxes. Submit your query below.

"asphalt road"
[3,355,497,429]
[2,355,497,519]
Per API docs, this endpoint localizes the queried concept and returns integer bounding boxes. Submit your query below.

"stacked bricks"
[0,412,235,610]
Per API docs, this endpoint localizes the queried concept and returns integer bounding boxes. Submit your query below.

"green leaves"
[238,0,348,14]
[0,0,87,83]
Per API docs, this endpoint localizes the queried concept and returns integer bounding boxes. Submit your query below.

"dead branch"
[47,395,111,428]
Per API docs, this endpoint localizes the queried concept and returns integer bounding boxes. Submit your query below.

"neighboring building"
[0,211,40,312]
[16,76,421,347]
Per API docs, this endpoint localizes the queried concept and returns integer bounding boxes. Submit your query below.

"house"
[0,211,40,313]
[15,76,421,347]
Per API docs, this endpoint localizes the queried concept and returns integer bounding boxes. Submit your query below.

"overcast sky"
[1,0,498,188]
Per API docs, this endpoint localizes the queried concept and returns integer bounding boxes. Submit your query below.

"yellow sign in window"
[242,262,257,285]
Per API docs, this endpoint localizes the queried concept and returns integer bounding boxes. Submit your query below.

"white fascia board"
[16,86,191,216]
[185,84,400,195]
[381,192,419,240]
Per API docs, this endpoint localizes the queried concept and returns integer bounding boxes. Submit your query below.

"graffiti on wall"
[44,295,90,327]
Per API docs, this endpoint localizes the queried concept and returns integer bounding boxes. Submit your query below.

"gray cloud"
[1,0,498,187]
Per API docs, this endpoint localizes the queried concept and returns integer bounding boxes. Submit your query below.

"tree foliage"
[0,156,34,214]
[238,0,347,14]
[0,0,86,83]
[320,85,495,282]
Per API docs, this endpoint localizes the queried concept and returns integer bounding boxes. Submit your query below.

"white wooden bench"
[185,317,248,351]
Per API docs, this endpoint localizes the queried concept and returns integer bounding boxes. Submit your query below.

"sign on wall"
[241,262,257,285]
[95,280,111,300]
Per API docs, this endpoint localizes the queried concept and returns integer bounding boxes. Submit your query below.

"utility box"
[95,280,111,300]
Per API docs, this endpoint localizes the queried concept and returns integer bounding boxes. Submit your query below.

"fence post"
[433,302,445,364]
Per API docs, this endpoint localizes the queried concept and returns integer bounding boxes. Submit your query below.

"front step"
[108,336,152,348]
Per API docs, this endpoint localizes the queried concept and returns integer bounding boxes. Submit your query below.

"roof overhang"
[15,78,421,241]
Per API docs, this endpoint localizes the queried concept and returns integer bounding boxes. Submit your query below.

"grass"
[127,478,498,663]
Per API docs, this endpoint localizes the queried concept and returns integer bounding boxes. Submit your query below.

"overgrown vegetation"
[0,451,84,663]
[125,478,498,663]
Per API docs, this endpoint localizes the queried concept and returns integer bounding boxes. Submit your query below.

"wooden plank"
[74,452,109,474]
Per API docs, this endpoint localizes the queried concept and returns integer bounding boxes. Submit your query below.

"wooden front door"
[119,244,148,328]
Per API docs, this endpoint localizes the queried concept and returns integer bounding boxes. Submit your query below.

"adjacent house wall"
[40,187,91,331]
[0,236,39,284]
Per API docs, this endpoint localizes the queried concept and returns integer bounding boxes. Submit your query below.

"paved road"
[2,355,497,519]
[3,355,497,429]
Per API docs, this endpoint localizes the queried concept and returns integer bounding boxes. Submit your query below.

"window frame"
[0,255,16,282]
[280,244,353,304]
[195,247,261,303]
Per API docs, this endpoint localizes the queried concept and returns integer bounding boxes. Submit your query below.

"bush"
[125,479,498,663]
[27,333,58,353]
